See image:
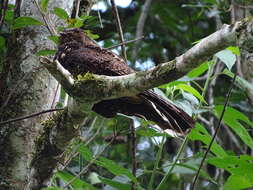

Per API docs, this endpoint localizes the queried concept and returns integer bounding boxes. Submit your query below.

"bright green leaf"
[214,106,253,149]
[188,123,227,157]
[47,35,59,44]
[36,49,56,56]
[4,10,14,21]
[74,18,84,28]
[99,177,131,190]
[53,7,69,20]
[208,155,253,186]
[224,175,253,190]
[159,81,187,89]
[136,128,167,137]
[56,171,98,190]
[187,61,214,78]
[215,49,236,70]
[13,16,44,29]
[175,84,207,104]
[8,4,15,8]
[77,143,93,161]
[84,30,99,40]
[41,0,50,12]
[227,46,240,56]
[96,157,137,183]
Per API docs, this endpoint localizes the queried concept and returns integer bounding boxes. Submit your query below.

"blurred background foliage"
[1,0,253,189]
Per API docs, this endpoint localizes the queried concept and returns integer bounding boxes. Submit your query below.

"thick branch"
[40,57,74,92]
[40,20,248,104]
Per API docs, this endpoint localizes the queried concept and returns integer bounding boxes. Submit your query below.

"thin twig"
[197,115,211,126]
[33,0,57,35]
[50,83,60,109]
[71,0,81,18]
[107,36,144,50]
[0,108,64,125]
[132,0,153,61]
[148,135,166,190]
[190,74,237,190]
[130,120,137,190]
[110,0,127,60]
[96,1,103,28]
[155,137,189,190]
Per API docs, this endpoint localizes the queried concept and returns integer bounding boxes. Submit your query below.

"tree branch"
[41,21,247,105]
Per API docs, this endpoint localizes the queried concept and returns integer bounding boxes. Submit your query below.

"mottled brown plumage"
[55,28,195,135]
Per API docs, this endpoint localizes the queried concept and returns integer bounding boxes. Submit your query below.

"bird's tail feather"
[92,90,195,135]
[139,90,195,135]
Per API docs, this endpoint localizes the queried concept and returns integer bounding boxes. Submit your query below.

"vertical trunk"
[0,0,73,189]
[231,1,253,104]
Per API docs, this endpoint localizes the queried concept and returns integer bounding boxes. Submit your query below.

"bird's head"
[59,28,97,46]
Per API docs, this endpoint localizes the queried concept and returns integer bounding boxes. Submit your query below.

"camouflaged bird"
[55,28,195,135]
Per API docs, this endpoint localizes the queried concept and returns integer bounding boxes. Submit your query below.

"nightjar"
[55,28,195,135]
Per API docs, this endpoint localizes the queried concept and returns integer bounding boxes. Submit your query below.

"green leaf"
[42,187,64,190]
[77,143,93,161]
[224,175,253,190]
[13,16,44,29]
[214,106,253,149]
[227,46,240,56]
[74,18,84,28]
[41,0,50,12]
[99,177,131,190]
[136,128,167,137]
[4,10,14,21]
[8,4,15,8]
[174,84,207,104]
[56,171,98,190]
[208,155,253,188]
[159,81,187,89]
[84,30,99,40]
[215,49,236,70]
[36,49,56,56]
[163,161,217,184]
[47,35,59,44]
[202,0,217,4]
[188,123,227,157]
[53,7,69,20]
[0,36,6,50]
[96,157,137,183]
[187,61,214,78]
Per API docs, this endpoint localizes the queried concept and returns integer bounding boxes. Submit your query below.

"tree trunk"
[0,0,73,189]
